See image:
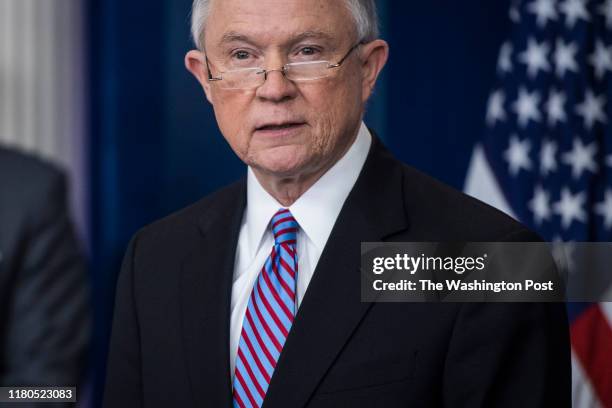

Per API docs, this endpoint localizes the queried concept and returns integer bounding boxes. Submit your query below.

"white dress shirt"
[229,122,372,377]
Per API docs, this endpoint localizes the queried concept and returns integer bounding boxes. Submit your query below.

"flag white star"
[561,138,599,179]
[519,38,551,78]
[504,135,533,176]
[553,188,587,229]
[529,185,552,225]
[560,0,590,28]
[513,87,542,127]
[595,189,612,229]
[554,39,579,77]
[528,0,559,27]
[487,90,507,126]
[551,236,576,272]
[589,40,612,80]
[510,0,522,23]
[599,0,612,28]
[545,88,567,126]
[498,42,513,74]
[575,89,607,130]
[540,139,558,176]
[607,155,612,167]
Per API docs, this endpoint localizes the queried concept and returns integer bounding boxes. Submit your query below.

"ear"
[359,39,389,103]
[185,50,214,104]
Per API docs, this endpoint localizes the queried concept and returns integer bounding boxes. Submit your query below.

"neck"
[251,164,330,207]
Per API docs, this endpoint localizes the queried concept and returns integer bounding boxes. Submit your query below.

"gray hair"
[190,0,380,50]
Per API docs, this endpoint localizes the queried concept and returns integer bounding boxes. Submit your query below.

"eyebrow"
[291,30,335,43]
[218,31,254,46]
[217,30,335,48]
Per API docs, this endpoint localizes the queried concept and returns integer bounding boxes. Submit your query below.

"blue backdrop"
[88,1,511,405]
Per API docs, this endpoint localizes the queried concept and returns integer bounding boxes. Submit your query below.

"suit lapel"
[263,138,410,408]
[180,180,246,408]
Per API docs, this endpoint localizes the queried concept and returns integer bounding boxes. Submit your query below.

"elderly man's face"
[186,0,387,179]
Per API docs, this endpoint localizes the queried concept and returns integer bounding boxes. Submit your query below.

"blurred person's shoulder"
[0,146,66,205]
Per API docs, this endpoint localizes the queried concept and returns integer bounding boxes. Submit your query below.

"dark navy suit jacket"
[104,137,570,407]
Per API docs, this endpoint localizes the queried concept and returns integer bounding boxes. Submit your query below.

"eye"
[231,50,251,60]
[298,46,320,57]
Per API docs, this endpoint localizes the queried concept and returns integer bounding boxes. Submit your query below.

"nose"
[255,68,298,103]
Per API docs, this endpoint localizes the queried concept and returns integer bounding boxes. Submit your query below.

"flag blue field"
[465,0,612,406]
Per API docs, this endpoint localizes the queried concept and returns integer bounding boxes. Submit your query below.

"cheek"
[307,77,363,149]
[212,92,252,156]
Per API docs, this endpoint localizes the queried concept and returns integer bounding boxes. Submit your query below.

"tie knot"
[271,209,298,245]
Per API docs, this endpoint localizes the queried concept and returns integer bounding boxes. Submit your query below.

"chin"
[255,162,305,178]
[250,150,310,176]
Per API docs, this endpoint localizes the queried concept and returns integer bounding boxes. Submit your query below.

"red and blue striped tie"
[232,208,298,408]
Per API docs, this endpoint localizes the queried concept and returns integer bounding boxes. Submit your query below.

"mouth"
[254,121,307,136]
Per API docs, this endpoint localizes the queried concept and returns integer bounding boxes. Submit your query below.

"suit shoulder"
[398,163,538,241]
[134,178,245,245]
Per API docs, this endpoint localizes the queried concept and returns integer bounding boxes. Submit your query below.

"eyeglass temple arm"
[329,41,365,68]
[205,57,222,81]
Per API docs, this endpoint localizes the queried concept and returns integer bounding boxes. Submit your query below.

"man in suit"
[0,147,90,405]
[104,0,571,407]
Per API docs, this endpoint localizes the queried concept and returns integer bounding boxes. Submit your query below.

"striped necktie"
[232,208,298,408]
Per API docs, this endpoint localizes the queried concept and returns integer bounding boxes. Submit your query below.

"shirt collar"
[245,122,372,257]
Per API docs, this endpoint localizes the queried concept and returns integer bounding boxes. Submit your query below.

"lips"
[255,122,306,132]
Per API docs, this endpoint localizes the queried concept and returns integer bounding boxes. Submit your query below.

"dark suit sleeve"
[442,229,571,407]
[103,235,143,408]
[1,171,90,406]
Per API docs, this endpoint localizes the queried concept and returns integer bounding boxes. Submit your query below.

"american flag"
[465,0,612,406]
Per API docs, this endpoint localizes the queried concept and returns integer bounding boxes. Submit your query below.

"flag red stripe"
[571,304,612,408]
